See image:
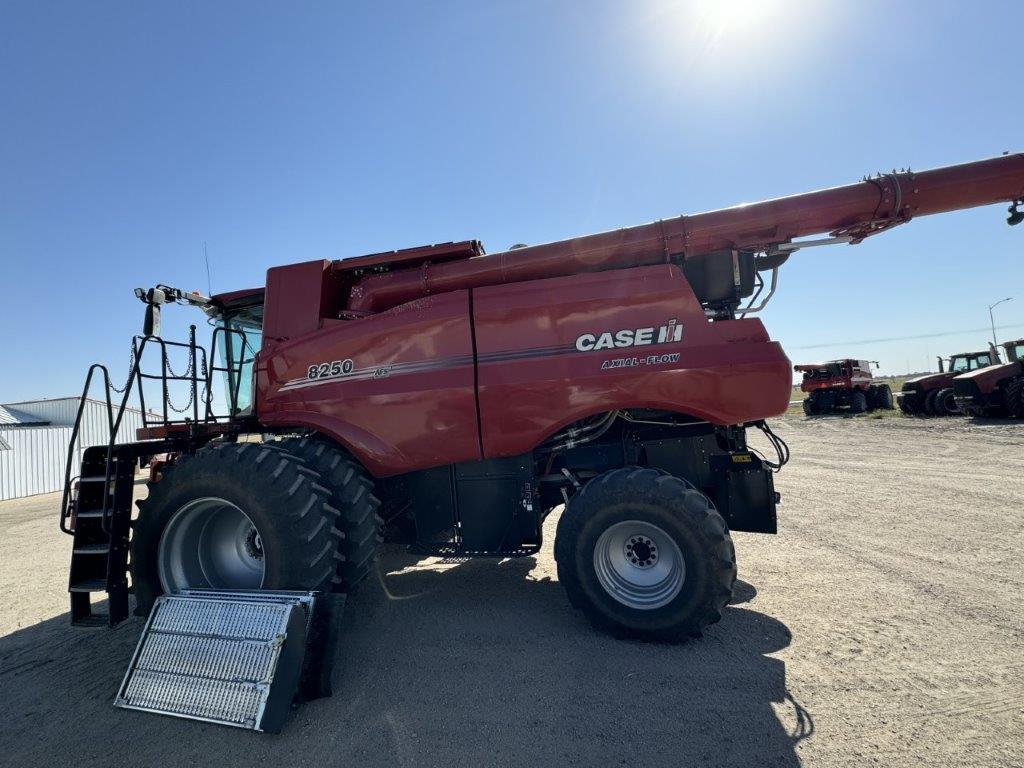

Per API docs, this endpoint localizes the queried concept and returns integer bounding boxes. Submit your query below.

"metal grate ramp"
[115,592,311,733]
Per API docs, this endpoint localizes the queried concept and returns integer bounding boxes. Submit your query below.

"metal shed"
[0,397,147,501]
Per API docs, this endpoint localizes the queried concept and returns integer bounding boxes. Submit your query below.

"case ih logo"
[575,319,683,352]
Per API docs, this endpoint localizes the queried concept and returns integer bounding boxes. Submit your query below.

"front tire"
[554,467,736,643]
[934,388,958,416]
[131,442,343,615]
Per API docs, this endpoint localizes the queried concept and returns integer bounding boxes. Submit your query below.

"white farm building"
[0,397,147,501]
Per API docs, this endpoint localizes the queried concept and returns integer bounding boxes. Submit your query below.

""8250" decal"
[307,359,355,380]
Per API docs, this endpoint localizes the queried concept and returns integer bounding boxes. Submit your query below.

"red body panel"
[473,266,790,457]
[257,291,481,476]
[903,371,956,391]
[257,266,790,476]
[955,361,1023,394]
[795,359,873,393]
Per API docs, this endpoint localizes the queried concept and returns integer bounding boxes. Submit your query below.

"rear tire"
[802,399,816,416]
[554,467,735,643]
[276,436,383,591]
[934,388,958,416]
[131,443,343,616]
[849,390,867,414]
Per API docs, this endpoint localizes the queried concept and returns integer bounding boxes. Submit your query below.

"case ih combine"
[897,348,999,416]
[795,359,893,415]
[954,339,1024,417]
[60,154,1024,651]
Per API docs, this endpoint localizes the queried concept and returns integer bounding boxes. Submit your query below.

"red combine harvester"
[953,339,1024,417]
[60,154,1024,645]
[795,359,893,415]
[898,347,1000,416]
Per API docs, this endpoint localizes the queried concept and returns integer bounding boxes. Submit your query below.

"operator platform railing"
[58,324,250,535]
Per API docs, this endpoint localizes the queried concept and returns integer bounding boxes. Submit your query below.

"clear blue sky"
[2,1,1022,404]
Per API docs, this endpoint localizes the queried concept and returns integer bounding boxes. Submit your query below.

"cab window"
[218,305,263,415]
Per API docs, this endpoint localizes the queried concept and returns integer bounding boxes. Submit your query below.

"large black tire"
[802,399,816,416]
[934,388,958,416]
[849,390,868,414]
[554,467,736,643]
[924,389,939,416]
[1005,378,1024,418]
[898,393,915,415]
[131,442,343,615]
[277,436,383,591]
[814,392,833,414]
[876,384,894,410]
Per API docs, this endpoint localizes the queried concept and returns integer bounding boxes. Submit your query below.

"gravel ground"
[1,416,1022,767]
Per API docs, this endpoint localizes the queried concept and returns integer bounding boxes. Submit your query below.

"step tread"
[71,614,110,629]
[73,543,110,555]
[69,578,108,592]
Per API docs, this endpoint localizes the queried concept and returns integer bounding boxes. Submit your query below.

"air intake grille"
[115,592,311,732]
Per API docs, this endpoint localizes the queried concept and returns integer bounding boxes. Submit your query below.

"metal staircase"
[66,444,136,627]
[58,327,250,628]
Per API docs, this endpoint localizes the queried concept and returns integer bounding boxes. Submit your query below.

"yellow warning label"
[731,453,753,463]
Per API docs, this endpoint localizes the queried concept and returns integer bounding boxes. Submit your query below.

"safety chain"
[108,342,137,395]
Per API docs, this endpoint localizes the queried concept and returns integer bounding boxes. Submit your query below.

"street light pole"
[988,297,1013,347]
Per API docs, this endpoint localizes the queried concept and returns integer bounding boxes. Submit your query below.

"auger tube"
[346,153,1024,313]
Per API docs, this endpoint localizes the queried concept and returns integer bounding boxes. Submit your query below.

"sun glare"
[635,0,827,92]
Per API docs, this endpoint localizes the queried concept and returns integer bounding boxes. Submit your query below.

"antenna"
[204,241,212,295]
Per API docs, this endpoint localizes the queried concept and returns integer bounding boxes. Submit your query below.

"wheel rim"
[157,497,265,592]
[593,520,685,610]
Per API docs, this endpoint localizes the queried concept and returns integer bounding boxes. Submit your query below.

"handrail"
[59,364,116,535]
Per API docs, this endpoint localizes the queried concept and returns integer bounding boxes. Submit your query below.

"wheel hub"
[157,497,266,592]
[593,520,685,610]
[624,535,658,568]
[244,529,264,560]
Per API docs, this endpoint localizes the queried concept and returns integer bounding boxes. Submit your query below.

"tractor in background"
[897,347,1000,416]
[953,339,1024,417]
[795,359,894,415]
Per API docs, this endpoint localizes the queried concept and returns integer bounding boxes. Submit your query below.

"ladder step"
[75,509,106,519]
[73,543,110,555]
[70,579,108,592]
[78,476,110,483]
[71,614,110,629]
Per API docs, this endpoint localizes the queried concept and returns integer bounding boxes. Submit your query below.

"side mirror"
[143,303,162,337]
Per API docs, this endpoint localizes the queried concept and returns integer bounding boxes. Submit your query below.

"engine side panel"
[954,360,1023,395]
[472,265,792,459]
[257,291,480,476]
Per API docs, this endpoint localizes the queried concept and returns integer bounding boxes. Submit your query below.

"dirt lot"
[1,416,1022,767]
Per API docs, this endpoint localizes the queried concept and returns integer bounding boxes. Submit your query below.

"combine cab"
[898,348,999,416]
[795,359,894,415]
[953,339,1024,417]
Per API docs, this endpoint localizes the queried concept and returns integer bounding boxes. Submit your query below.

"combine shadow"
[1,550,810,768]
